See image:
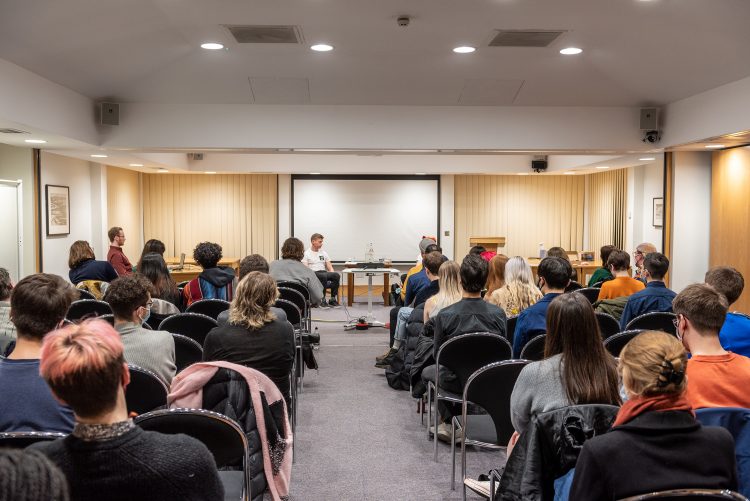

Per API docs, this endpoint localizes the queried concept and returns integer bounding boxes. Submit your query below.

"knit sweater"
[509,354,572,434]
[269,259,324,305]
[597,276,645,301]
[115,322,176,384]
[30,426,224,501]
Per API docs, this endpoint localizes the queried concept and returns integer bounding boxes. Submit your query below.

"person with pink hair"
[29,320,224,501]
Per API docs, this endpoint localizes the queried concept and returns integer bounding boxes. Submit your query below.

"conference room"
[1,0,750,499]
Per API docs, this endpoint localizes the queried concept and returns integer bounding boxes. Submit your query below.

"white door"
[0,182,21,282]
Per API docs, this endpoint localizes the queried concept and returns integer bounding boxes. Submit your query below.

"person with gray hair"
[0,268,15,355]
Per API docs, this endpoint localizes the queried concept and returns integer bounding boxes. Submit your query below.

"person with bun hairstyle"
[570,331,738,499]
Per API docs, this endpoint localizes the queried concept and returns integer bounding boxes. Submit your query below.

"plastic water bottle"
[539,242,547,259]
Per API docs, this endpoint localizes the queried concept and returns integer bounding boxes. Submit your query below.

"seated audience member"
[468,245,486,256]
[375,251,442,368]
[512,257,571,357]
[400,238,436,303]
[633,242,657,282]
[546,247,582,291]
[705,266,750,357]
[104,275,176,384]
[0,449,70,501]
[673,283,750,409]
[270,238,324,306]
[596,249,644,301]
[484,254,509,300]
[30,320,224,500]
[587,244,616,287]
[303,233,341,307]
[404,242,441,307]
[203,272,295,405]
[134,239,166,271]
[106,226,133,276]
[68,240,118,284]
[423,260,462,322]
[138,253,181,312]
[486,257,542,317]
[619,252,676,330]
[0,274,75,433]
[570,331,737,499]
[217,254,286,326]
[0,267,15,355]
[182,241,235,307]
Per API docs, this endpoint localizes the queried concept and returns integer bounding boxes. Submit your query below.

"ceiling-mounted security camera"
[642,130,661,144]
[397,15,410,27]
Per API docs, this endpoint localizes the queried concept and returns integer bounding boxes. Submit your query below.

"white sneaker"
[464,478,491,499]
[436,422,463,443]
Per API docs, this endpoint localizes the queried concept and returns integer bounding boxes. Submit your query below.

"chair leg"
[433,396,439,462]
[451,417,456,490]
[426,383,433,439]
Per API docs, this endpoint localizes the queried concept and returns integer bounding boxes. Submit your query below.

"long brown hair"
[544,292,620,405]
[68,241,95,269]
[485,254,509,297]
[228,272,278,329]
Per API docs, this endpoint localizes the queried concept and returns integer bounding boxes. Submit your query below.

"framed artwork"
[653,197,664,227]
[46,185,70,235]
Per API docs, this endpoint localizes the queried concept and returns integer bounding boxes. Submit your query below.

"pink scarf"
[168,361,292,501]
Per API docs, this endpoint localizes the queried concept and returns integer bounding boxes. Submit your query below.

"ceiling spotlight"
[595,166,610,169]
[129,163,143,167]
[201,42,224,50]
[415,172,427,175]
[205,171,217,174]
[24,139,46,144]
[560,47,583,55]
[309,172,321,175]
[453,46,476,54]
[705,144,725,149]
[639,157,655,161]
[91,154,108,158]
[310,44,334,52]
[157,168,169,173]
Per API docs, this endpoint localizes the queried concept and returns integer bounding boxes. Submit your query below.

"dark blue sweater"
[69,259,118,284]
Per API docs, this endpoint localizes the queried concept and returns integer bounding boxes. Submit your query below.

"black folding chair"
[278,287,309,332]
[276,281,310,303]
[146,312,174,330]
[576,287,601,304]
[618,489,748,500]
[0,431,67,449]
[275,299,305,389]
[453,360,530,497]
[99,314,115,326]
[427,332,513,461]
[126,364,168,415]
[625,311,677,336]
[596,312,621,339]
[135,408,251,501]
[603,329,644,357]
[76,289,96,300]
[520,334,547,361]
[186,299,231,320]
[159,312,218,346]
[172,333,203,373]
[505,315,519,343]
[66,299,113,322]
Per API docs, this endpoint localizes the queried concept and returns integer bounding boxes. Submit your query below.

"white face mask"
[619,383,629,403]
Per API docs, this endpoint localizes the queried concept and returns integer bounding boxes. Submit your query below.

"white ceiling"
[2,0,750,107]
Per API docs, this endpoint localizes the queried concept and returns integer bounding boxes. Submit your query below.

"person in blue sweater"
[512,257,571,357]
[705,266,750,357]
[619,252,677,330]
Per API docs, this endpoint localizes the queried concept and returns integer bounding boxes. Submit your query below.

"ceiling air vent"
[488,30,565,47]
[224,25,302,44]
[0,128,29,134]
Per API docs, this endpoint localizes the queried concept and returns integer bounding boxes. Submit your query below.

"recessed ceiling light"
[595,166,610,169]
[201,42,224,50]
[453,46,476,54]
[564,171,576,175]
[309,172,321,175]
[517,173,530,176]
[639,157,655,161]
[310,44,333,52]
[705,144,725,149]
[129,163,143,167]
[560,47,583,55]
[205,171,217,174]
[415,172,427,175]
[157,168,169,173]
[24,139,46,144]
[91,154,108,158]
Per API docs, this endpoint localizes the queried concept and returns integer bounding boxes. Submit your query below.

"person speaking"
[303,233,340,307]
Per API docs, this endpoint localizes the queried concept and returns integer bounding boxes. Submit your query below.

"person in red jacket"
[106,226,132,276]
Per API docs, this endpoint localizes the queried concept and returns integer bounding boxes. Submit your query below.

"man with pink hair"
[30,320,224,501]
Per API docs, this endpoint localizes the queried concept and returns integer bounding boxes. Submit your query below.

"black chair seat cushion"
[218,470,244,501]
[457,414,498,445]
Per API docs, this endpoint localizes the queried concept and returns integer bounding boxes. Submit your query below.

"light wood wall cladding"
[586,168,628,256]
[107,167,142,261]
[711,148,750,313]
[454,175,585,259]
[142,174,278,261]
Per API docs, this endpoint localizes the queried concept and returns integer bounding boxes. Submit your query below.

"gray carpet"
[287,302,505,500]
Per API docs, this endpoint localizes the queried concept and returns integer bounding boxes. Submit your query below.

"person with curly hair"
[182,241,235,307]
[269,237,324,306]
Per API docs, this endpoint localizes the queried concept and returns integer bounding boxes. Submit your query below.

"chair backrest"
[596,312,621,339]
[603,329,644,357]
[146,312,174,330]
[520,334,547,361]
[275,299,301,327]
[278,287,307,315]
[437,332,513,387]
[66,299,113,321]
[76,289,96,300]
[176,280,190,288]
[185,299,231,320]
[99,314,115,326]
[464,360,530,444]
[0,431,67,449]
[172,333,203,373]
[506,315,519,343]
[625,311,677,336]
[276,281,310,302]
[126,364,168,415]
[618,489,748,500]
[695,407,750,498]
[576,288,601,304]
[158,312,218,346]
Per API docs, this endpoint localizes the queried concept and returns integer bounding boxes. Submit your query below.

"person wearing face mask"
[104,274,176,385]
[0,273,77,432]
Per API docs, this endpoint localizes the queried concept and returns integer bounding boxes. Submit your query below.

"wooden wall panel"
[142,173,278,262]
[587,169,628,256]
[710,148,750,313]
[107,166,141,261]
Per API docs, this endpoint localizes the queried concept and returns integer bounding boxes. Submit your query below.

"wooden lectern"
[469,236,506,253]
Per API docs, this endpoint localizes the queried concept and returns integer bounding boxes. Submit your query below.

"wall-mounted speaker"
[640,108,658,131]
[99,102,119,126]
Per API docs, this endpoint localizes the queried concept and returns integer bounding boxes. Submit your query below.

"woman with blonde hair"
[67,240,118,285]
[570,331,738,499]
[202,272,295,405]
[484,254,509,300]
[423,260,462,322]
[487,257,542,316]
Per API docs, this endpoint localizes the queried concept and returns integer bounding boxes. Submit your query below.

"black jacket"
[433,297,506,359]
[498,404,619,501]
[569,410,738,500]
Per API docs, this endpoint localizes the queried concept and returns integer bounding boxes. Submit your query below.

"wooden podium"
[469,236,506,253]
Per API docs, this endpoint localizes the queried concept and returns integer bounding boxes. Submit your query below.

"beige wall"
[142,173,277,261]
[587,168,628,257]
[0,144,35,277]
[107,166,142,263]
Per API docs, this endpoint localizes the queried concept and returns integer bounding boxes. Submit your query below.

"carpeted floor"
[287,301,505,500]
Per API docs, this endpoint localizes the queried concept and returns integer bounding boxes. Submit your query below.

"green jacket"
[594,296,629,321]
[588,268,613,287]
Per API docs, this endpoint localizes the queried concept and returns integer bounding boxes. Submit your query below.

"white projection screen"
[292,176,440,263]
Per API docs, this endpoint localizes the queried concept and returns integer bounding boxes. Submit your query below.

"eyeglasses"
[672,314,683,329]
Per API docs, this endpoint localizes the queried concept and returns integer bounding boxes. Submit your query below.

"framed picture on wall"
[46,184,70,236]
[653,197,664,227]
